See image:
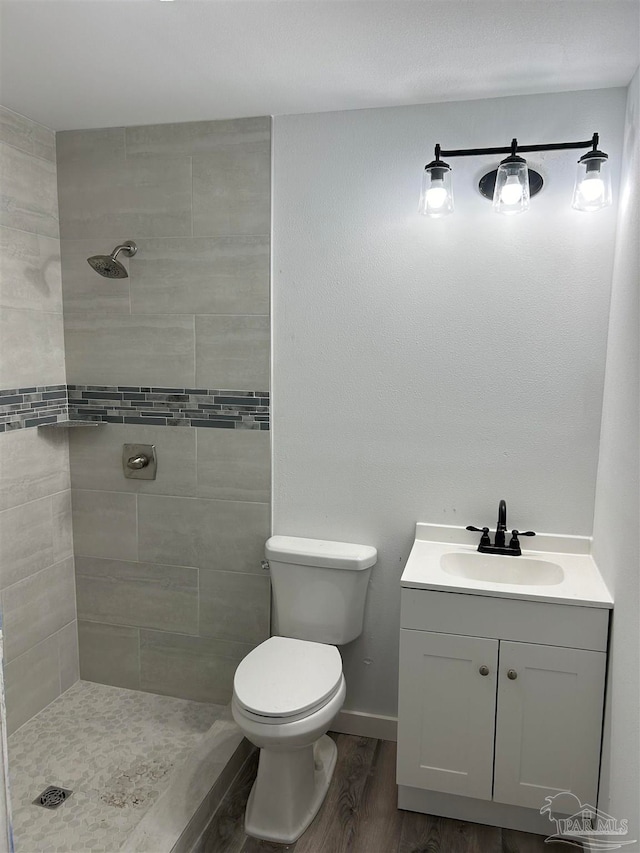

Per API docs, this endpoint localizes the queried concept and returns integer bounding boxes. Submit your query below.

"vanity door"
[397,630,498,800]
[493,641,606,810]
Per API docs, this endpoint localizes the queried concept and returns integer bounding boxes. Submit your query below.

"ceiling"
[1,0,638,131]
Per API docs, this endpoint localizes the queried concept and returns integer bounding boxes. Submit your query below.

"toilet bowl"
[231,636,346,843]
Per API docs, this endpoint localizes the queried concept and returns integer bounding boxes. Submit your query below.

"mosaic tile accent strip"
[0,385,68,432]
[8,681,224,853]
[68,385,270,430]
[0,385,270,431]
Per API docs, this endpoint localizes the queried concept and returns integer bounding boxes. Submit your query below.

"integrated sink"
[440,551,564,586]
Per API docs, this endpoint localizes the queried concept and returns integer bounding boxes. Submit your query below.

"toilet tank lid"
[266,535,377,570]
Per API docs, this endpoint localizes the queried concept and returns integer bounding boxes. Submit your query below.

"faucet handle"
[466,525,491,546]
[509,529,536,549]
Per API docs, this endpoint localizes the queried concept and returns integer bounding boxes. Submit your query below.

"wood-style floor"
[199,733,564,853]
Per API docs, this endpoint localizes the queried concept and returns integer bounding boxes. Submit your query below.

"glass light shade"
[572,154,612,212]
[492,158,530,215]
[420,164,453,218]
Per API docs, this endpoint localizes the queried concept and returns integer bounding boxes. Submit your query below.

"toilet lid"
[234,637,343,718]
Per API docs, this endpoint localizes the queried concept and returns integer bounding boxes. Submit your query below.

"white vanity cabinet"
[397,588,610,831]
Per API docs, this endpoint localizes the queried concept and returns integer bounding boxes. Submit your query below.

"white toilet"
[231,535,377,844]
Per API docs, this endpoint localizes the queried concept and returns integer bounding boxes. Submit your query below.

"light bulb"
[426,180,447,209]
[500,175,523,206]
[579,174,605,203]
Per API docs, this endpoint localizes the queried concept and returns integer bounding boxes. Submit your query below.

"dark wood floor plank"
[241,837,297,853]
[350,739,404,853]
[502,828,562,852]
[201,751,260,853]
[399,811,501,853]
[294,733,378,853]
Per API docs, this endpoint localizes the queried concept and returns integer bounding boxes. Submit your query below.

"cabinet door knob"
[507,669,518,680]
[478,665,490,676]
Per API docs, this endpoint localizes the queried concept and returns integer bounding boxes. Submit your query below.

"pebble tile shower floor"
[8,681,225,853]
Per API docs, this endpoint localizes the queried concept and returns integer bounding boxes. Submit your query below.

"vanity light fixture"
[420,133,611,217]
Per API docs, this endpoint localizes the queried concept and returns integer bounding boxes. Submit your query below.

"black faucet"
[467,499,535,556]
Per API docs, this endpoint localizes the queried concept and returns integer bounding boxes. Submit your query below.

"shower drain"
[33,786,73,809]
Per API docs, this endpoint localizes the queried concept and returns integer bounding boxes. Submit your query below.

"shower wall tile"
[137,494,269,573]
[196,427,270,502]
[52,489,74,563]
[60,238,130,314]
[0,427,69,512]
[199,569,270,645]
[75,556,198,635]
[0,105,37,154]
[69,423,196,496]
[0,228,62,313]
[57,149,192,240]
[139,630,253,705]
[129,236,270,315]
[64,314,195,387]
[1,556,76,661]
[56,127,125,171]
[195,315,269,390]
[4,635,61,734]
[125,116,270,157]
[72,489,138,561]
[58,619,80,692]
[0,307,65,388]
[78,620,140,690]
[0,496,54,589]
[192,140,271,236]
[0,141,59,238]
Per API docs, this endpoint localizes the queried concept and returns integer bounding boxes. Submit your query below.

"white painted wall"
[272,88,626,716]
[592,69,639,845]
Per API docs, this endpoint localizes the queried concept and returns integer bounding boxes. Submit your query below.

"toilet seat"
[233,636,343,722]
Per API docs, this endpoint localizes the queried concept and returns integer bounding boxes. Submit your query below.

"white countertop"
[401,523,613,609]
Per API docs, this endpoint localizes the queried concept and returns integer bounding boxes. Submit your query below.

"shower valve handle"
[127,454,149,470]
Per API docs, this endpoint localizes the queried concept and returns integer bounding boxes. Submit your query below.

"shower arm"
[110,242,137,261]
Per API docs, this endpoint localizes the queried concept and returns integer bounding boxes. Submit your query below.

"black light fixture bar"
[437,133,599,159]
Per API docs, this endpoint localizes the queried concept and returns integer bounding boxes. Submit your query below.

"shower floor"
[8,680,225,853]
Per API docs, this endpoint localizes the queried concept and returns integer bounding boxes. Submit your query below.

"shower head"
[87,241,137,278]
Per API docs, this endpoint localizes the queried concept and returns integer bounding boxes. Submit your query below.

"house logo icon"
[541,792,636,850]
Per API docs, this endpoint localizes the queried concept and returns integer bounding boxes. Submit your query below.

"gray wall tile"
[193,141,270,236]
[138,495,268,573]
[130,236,270,315]
[0,307,65,388]
[58,619,80,692]
[69,423,196,496]
[0,496,54,589]
[1,556,76,661]
[52,489,73,563]
[78,620,140,690]
[196,428,270,502]
[125,116,270,157]
[56,127,125,171]
[0,429,70,512]
[72,489,137,561]
[60,238,131,314]
[140,630,253,704]
[58,150,192,239]
[199,569,270,645]
[0,106,56,162]
[195,315,269,389]
[4,636,60,734]
[76,556,198,635]
[0,141,59,237]
[64,314,195,386]
[0,228,62,312]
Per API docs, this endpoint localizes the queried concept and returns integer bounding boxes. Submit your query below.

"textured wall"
[592,70,639,844]
[57,117,271,703]
[0,105,78,734]
[272,88,626,717]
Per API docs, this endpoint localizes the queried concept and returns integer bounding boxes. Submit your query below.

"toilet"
[231,535,377,844]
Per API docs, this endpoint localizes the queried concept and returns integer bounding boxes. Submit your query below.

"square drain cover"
[33,786,73,809]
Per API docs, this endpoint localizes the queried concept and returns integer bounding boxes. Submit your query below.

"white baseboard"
[330,709,398,742]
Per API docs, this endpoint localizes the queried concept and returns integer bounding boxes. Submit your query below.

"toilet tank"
[265,536,377,645]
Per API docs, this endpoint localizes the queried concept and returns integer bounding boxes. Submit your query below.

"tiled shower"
[0,105,272,847]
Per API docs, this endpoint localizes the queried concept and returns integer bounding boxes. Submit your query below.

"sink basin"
[440,551,564,586]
